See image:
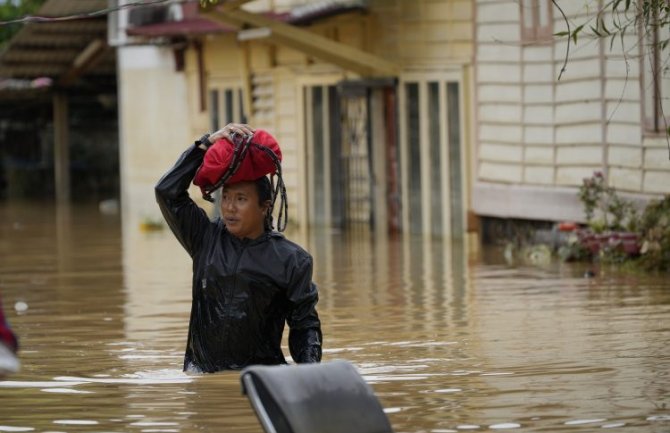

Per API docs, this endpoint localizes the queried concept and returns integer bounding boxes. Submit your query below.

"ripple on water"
[564,419,607,425]
[41,388,93,394]
[383,407,403,414]
[129,423,179,427]
[139,430,179,433]
[0,381,87,388]
[53,420,99,425]
[0,428,35,432]
[52,370,193,385]
[489,423,521,429]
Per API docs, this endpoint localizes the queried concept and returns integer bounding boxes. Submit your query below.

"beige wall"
[370,0,473,67]
[183,0,476,230]
[473,0,669,222]
[117,0,478,232]
[118,46,213,229]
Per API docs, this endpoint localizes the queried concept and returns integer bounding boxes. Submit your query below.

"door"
[305,80,399,231]
[400,73,465,238]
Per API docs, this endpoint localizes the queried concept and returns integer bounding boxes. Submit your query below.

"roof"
[289,0,368,25]
[126,16,235,38]
[126,0,367,39]
[0,0,368,84]
[0,0,115,85]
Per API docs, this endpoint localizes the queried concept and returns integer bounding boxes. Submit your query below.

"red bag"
[193,129,282,195]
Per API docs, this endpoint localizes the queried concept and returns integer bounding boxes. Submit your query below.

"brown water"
[0,202,669,433]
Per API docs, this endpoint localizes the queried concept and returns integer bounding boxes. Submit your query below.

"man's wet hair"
[255,176,272,204]
[254,176,275,231]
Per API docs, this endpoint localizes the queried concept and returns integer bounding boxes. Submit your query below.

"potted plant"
[576,172,640,258]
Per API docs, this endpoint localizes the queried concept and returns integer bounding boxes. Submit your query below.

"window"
[209,89,219,131]
[305,85,342,227]
[208,87,245,132]
[208,86,246,216]
[406,82,422,234]
[520,0,553,42]
[642,6,670,134]
[400,77,464,238]
[310,86,327,224]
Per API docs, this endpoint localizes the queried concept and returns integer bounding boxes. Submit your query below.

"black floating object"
[584,270,596,278]
[240,360,394,433]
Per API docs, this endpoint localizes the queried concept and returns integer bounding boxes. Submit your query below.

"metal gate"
[305,80,399,231]
[339,88,372,226]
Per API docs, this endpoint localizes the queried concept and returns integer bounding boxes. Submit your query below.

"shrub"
[578,172,637,232]
[637,195,670,271]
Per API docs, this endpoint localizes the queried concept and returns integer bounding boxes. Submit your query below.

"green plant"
[574,174,669,271]
[605,186,636,231]
[637,195,670,271]
[578,172,638,232]
[578,171,605,224]
[0,0,47,48]
[558,233,592,262]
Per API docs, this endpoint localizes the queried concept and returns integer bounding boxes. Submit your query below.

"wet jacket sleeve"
[155,144,211,257]
[287,254,322,363]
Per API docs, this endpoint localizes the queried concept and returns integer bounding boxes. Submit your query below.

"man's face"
[220,181,268,240]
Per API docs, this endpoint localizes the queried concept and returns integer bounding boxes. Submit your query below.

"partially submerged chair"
[240,360,394,433]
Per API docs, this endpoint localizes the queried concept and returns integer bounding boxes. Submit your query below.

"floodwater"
[0,202,669,433]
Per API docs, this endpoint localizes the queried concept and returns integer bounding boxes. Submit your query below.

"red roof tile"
[126,17,231,37]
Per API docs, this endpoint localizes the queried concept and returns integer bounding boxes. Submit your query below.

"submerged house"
[114,0,668,239]
[473,0,669,223]
[113,0,474,238]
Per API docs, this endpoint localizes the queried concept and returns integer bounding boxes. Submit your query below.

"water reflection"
[0,202,669,433]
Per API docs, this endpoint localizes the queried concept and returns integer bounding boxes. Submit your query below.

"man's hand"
[209,123,255,144]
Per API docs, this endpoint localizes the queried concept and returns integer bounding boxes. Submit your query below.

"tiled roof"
[127,0,367,38]
[0,0,114,81]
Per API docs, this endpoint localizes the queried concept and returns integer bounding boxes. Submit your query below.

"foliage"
[573,172,670,271]
[637,195,670,271]
[553,1,670,138]
[0,0,46,48]
[558,233,591,262]
[554,0,670,49]
[578,171,637,232]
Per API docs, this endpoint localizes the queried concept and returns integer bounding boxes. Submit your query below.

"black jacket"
[155,143,322,372]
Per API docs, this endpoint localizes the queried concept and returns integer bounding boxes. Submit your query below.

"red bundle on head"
[193,129,282,197]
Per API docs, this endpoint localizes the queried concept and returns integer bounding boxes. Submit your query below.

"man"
[155,123,322,373]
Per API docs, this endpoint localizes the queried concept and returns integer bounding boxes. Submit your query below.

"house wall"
[118,46,202,228]
[189,0,475,231]
[116,0,478,234]
[370,0,473,67]
[473,0,668,223]
[201,29,349,226]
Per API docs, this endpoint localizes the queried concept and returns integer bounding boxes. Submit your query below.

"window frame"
[641,2,670,135]
[520,0,553,43]
[398,71,466,238]
[207,83,246,132]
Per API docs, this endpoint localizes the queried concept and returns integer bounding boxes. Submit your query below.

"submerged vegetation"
[497,172,670,273]
[560,172,670,271]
